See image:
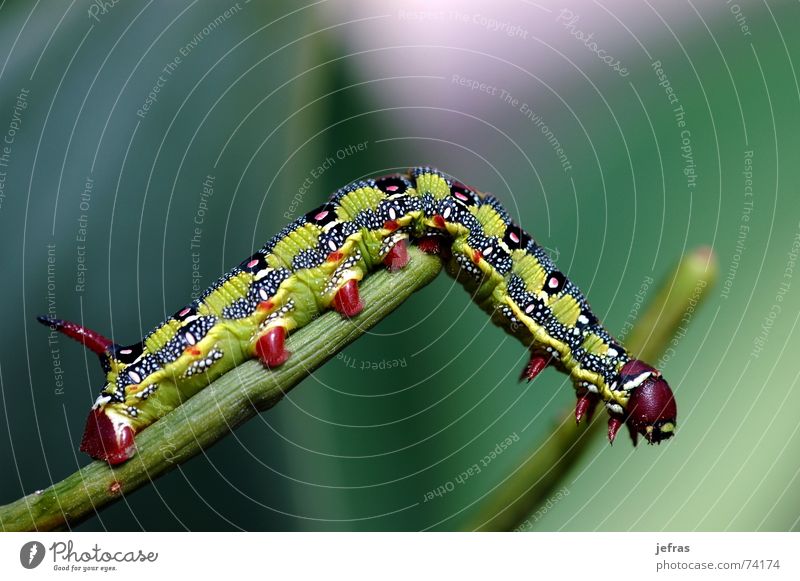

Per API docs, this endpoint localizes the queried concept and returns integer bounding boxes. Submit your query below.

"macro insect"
[39,167,677,465]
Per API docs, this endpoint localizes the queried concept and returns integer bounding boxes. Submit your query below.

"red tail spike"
[575,396,591,424]
[383,239,410,271]
[608,416,624,444]
[36,315,114,356]
[520,354,550,382]
[333,279,363,318]
[255,326,290,368]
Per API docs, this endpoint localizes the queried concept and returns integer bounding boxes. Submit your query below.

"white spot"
[484,246,493,255]
[389,207,397,220]
[185,332,197,345]
[328,239,338,251]
[259,288,270,301]
[128,370,142,384]
[254,268,272,281]
[623,371,653,391]
[607,348,619,358]
[606,403,624,414]
[524,304,534,314]
[578,314,589,325]
[586,383,599,393]
[442,206,452,219]
[93,395,111,408]
[120,348,132,355]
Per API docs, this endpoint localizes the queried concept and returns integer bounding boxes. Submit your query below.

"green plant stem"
[0,247,442,532]
[465,246,719,531]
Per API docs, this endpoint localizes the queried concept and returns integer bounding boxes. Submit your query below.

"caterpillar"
[39,167,676,465]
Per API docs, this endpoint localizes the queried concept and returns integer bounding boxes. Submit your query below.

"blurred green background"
[1,0,799,531]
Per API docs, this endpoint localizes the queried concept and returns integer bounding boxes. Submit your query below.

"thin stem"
[0,247,443,532]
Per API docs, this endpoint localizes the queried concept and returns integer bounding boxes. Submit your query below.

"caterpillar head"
[617,359,677,445]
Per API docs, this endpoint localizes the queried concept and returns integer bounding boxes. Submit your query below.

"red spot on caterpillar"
[454,191,469,202]
[385,184,399,192]
[327,251,344,262]
[333,279,363,317]
[472,250,483,264]
[255,326,290,368]
[520,353,550,382]
[178,307,193,317]
[433,214,446,229]
[314,210,329,221]
[383,239,409,271]
[257,300,275,312]
[417,237,442,255]
[185,346,201,356]
[80,409,136,465]
[383,219,399,232]
[36,316,114,357]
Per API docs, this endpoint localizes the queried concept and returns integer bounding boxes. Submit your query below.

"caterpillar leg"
[519,353,551,382]
[255,326,290,368]
[416,236,444,255]
[607,415,624,444]
[383,239,410,271]
[574,392,600,424]
[80,408,136,465]
[332,279,363,317]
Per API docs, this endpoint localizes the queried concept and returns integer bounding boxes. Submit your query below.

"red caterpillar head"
[618,359,677,444]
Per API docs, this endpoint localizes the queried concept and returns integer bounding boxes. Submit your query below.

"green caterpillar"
[39,167,677,464]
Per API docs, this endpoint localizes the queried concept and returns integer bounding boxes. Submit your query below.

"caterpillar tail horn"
[36,315,118,368]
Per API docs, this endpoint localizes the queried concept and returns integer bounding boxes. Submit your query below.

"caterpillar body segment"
[39,167,676,464]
